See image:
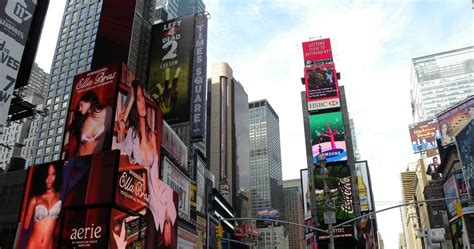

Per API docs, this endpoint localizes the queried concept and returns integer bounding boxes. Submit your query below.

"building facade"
[257,225,289,249]
[0,63,49,170]
[154,0,205,21]
[249,99,283,215]
[32,0,155,165]
[411,46,474,121]
[207,62,250,212]
[283,179,305,249]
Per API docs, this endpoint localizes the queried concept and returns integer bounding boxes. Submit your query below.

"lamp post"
[316,148,335,249]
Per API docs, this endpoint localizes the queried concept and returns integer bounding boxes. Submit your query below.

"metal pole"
[206,213,210,249]
[328,223,335,249]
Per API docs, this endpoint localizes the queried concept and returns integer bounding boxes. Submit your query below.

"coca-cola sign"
[75,67,118,93]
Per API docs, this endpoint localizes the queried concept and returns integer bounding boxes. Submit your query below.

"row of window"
[36,145,61,156]
[34,154,60,165]
[37,136,62,147]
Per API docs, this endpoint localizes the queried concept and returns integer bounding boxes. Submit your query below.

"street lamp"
[316,148,335,249]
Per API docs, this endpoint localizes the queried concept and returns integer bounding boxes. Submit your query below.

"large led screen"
[309,111,347,163]
[456,120,474,200]
[148,14,195,124]
[408,119,440,153]
[437,96,474,146]
[302,38,333,67]
[355,161,372,212]
[305,64,341,111]
[17,161,64,249]
[62,64,119,160]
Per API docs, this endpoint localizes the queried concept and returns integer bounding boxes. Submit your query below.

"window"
[48,129,54,136]
[50,121,56,127]
[53,104,59,111]
[43,155,50,162]
[39,131,45,137]
[45,147,51,153]
[53,154,60,161]
[56,136,62,143]
[57,127,63,134]
[34,157,42,164]
[47,138,53,144]
[54,145,60,152]
[36,149,42,156]
[41,123,47,129]
[38,140,44,146]
[55,96,60,103]
[52,112,58,119]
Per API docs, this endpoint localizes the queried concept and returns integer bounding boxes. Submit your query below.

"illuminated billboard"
[355,161,372,212]
[300,169,311,220]
[437,96,474,146]
[408,119,440,153]
[162,121,188,170]
[309,111,347,163]
[302,38,333,67]
[17,161,64,249]
[456,120,474,200]
[62,64,119,160]
[162,156,191,220]
[443,175,458,219]
[305,64,341,111]
[314,164,355,240]
[148,14,195,124]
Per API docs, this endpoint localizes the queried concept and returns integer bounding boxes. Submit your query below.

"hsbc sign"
[308,98,340,111]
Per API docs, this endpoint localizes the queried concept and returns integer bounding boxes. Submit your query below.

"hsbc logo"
[308,99,340,111]
[5,0,32,24]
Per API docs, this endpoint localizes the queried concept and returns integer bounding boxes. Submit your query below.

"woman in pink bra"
[22,163,62,249]
[68,91,112,158]
[116,80,176,248]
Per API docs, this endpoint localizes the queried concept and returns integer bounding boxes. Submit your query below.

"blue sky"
[35,0,472,248]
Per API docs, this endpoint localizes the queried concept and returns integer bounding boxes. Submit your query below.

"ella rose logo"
[75,69,117,91]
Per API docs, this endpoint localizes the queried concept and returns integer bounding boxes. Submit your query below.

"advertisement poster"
[115,155,149,213]
[195,154,205,214]
[424,155,442,180]
[0,0,37,130]
[302,38,333,67]
[109,208,146,249]
[17,161,64,249]
[304,219,318,249]
[355,161,372,212]
[437,96,474,146]
[408,119,440,153]
[309,111,347,163]
[314,164,355,240]
[61,151,118,208]
[62,64,119,160]
[190,15,208,140]
[456,119,474,200]
[162,156,191,220]
[177,227,197,249]
[305,64,341,111]
[60,207,109,249]
[300,169,311,220]
[443,175,458,219]
[357,216,377,249]
[162,121,188,170]
[148,14,195,124]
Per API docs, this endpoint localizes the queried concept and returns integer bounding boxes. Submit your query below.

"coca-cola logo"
[75,70,117,91]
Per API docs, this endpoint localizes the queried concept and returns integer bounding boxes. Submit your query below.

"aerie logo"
[70,223,103,240]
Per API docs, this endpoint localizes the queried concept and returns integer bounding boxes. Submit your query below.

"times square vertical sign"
[0,0,36,131]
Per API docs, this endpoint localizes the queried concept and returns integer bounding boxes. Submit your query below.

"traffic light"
[216,224,224,238]
[455,201,463,217]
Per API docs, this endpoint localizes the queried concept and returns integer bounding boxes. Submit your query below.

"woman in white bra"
[23,163,62,249]
[68,91,112,158]
[116,80,176,248]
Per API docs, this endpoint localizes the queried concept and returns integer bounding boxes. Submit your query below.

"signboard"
[309,111,347,163]
[60,207,109,249]
[443,175,458,219]
[148,14,195,124]
[300,169,311,220]
[162,156,191,219]
[17,161,64,249]
[437,96,474,146]
[190,15,208,140]
[408,119,440,153]
[195,153,206,214]
[302,38,333,67]
[0,0,37,131]
[62,64,119,160]
[177,227,197,249]
[456,120,474,200]
[162,121,188,169]
[355,161,372,212]
[305,64,341,111]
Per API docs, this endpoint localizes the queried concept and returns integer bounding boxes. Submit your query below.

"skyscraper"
[155,0,205,20]
[32,0,155,165]
[0,63,49,170]
[207,62,250,212]
[249,99,283,215]
[283,178,305,249]
[410,46,474,121]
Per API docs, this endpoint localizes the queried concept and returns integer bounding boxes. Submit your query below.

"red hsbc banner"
[302,38,333,67]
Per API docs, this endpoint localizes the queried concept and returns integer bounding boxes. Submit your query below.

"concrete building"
[282,179,305,249]
[207,62,250,213]
[410,46,474,121]
[32,0,155,165]
[257,225,289,249]
[0,63,49,170]
[377,231,384,249]
[249,99,283,216]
